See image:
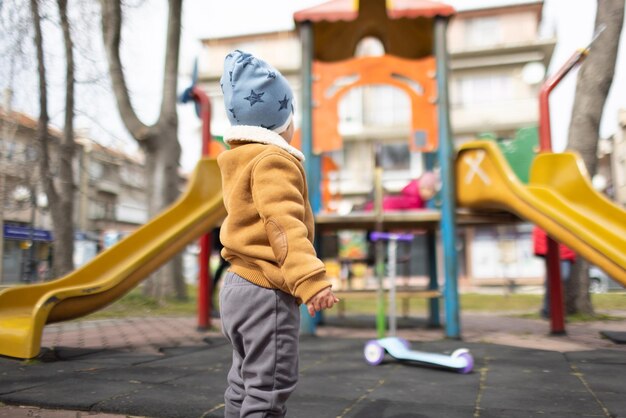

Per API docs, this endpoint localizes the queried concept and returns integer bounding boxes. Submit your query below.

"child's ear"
[280,121,295,143]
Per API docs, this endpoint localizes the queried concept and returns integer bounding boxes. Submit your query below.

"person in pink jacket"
[363,171,439,211]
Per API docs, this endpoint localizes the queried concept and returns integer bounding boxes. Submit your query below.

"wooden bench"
[333,289,441,318]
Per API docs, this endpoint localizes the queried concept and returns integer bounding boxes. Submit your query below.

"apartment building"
[0,108,149,283]
[448,1,553,140]
[0,108,56,283]
[73,137,149,265]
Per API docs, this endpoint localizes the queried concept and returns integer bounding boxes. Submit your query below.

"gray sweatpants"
[219,272,300,418]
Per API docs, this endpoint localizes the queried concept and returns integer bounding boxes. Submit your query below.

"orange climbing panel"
[312,54,438,154]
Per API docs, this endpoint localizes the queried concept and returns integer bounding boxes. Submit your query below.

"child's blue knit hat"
[221,50,294,133]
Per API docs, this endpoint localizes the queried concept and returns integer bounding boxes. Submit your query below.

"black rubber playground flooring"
[0,336,624,417]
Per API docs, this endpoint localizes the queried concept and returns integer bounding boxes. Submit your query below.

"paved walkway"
[0,311,624,417]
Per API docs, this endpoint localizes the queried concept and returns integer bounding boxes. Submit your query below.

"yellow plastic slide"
[456,141,626,286]
[0,159,226,359]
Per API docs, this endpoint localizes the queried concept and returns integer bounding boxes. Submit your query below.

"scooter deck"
[378,337,471,370]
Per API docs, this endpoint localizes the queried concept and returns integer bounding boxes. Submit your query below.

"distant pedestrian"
[217,50,339,417]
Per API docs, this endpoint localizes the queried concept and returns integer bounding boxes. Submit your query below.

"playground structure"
[0,0,624,360]
[294,0,462,338]
[294,0,626,338]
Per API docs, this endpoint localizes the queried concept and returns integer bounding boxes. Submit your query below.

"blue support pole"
[426,230,441,328]
[434,16,461,339]
[423,152,440,328]
[300,23,321,214]
[299,21,317,335]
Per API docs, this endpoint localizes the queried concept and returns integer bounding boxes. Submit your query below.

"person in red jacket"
[532,226,576,318]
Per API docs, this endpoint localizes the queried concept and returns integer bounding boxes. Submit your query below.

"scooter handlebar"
[370,232,414,242]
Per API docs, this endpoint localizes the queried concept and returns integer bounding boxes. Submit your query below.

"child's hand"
[306,287,340,317]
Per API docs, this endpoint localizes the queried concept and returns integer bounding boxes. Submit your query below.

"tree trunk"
[100,0,187,301]
[566,0,624,315]
[30,0,74,279]
[138,130,183,301]
[566,259,592,315]
[52,0,76,277]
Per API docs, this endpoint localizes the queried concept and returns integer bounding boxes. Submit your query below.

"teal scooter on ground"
[363,232,474,374]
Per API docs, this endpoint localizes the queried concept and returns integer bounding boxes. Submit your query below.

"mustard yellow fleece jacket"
[217,126,330,304]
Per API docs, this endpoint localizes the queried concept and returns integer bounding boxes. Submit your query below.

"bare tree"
[566,0,624,315]
[53,0,76,276]
[30,0,76,278]
[99,0,186,301]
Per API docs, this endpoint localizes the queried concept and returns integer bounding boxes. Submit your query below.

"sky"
[2,0,625,172]
[541,0,626,152]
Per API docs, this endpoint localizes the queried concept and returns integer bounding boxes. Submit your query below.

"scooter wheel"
[364,340,385,366]
[451,349,474,374]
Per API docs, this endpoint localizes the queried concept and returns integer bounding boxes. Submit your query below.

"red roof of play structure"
[388,0,455,18]
[294,0,358,22]
[293,0,455,23]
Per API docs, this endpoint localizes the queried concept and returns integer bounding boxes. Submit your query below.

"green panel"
[212,135,228,149]
[478,127,538,184]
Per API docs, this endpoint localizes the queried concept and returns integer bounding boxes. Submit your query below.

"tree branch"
[158,0,182,125]
[57,0,75,203]
[99,0,150,140]
[30,0,57,207]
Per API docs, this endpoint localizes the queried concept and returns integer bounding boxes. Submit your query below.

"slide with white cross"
[456,140,626,286]
[0,158,226,359]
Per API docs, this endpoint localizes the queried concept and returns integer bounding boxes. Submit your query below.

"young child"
[217,50,339,417]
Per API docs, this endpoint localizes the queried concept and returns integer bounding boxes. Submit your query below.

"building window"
[329,139,424,195]
[338,87,363,133]
[3,140,16,160]
[339,85,411,128]
[332,141,374,192]
[453,74,514,107]
[364,85,411,127]
[90,192,116,220]
[380,141,423,191]
[464,16,503,49]
[25,145,38,162]
[120,165,145,188]
[89,161,103,180]
[380,142,411,172]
